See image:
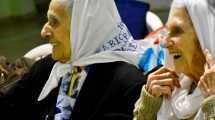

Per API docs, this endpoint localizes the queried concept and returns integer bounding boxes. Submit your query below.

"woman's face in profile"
[164,7,205,81]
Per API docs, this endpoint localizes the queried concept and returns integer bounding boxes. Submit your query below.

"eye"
[48,17,59,28]
[50,19,58,27]
[169,27,183,36]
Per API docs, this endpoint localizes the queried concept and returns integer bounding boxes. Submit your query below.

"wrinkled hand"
[198,49,215,97]
[146,67,181,98]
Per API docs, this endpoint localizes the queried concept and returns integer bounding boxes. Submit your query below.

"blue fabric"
[138,45,165,74]
[53,67,89,120]
[54,73,74,120]
[157,46,165,65]
[139,48,154,72]
[115,0,150,39]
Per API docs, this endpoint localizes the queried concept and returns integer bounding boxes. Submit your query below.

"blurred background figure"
[138,0,172,22]
[0,0,51,62]
[0,55,35,96]
[0,0,51,95]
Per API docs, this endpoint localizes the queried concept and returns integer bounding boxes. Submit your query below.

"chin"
[51,54,56,60]
[53,56,69,64]
[175,66,185,74]
[173,61,183,72]
[59,60,67,64]
[174,65,190,77]
[175,64,194,78]
[51,54,61,61]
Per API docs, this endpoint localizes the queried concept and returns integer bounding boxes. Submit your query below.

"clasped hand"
[146,67,181,98]
[198,49,215,97]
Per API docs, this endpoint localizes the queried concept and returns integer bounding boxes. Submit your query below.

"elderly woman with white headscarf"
[134,0,215,119]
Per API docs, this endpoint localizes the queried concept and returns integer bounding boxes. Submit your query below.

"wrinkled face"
[164,7,205,81]
[41,0,71,63]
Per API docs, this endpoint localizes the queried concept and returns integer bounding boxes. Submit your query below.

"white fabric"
[157,0,215,119]
[38,62,71,101]
[38,0,145,101]
[157,74,204,120]
[146,11,164,31]
[186,0,215,57]
[185,0,215,119]
[24,43,52,61]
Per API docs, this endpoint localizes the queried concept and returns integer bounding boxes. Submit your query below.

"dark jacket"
[0,55,147,120]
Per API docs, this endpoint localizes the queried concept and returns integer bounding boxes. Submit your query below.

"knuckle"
[148,74,153,80]
[170,71,177,77]
[205,70,211,75]
[167,72,172,77]
[151,80,157,86]
[200,76,204,81]
[198,80,202,85]
[160,66,165,70]
[198,82,204,88]
[160,67,168,72]
[204,71,215,78]
[209,71,215,75]
[167,78,174,84]
[152,85,159,91]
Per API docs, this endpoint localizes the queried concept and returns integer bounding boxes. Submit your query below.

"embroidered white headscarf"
[38,0,156,101]
[158,0,215,119]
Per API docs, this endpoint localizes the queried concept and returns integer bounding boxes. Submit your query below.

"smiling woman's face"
[41,0,71,63]
[164,7,206,81]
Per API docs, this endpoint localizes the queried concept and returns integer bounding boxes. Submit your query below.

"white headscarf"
[38,0,148,101]
[157,0,215,119]
[186,0,215,56]
[170,0,215,56]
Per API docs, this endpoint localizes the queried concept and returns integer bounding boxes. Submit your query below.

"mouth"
[169,51,182,60]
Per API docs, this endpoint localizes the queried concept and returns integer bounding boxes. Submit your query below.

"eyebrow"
[47,11,60,22]
[168,17,185,30]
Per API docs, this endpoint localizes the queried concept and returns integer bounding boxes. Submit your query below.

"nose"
[41,23,52,40]
[163,34,175,49]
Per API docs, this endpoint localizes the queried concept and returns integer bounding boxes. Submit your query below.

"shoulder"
[30,54,56,74]
[113,62,146,83]
[32,54,56,68]
[91,61,142,76]
[91,61,147,86]
[92,61,141,73]
[18,54,56,90]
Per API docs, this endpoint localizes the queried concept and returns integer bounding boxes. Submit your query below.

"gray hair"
[169,0,186,16]
[65,0,74,14]
[57,0,73,15]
